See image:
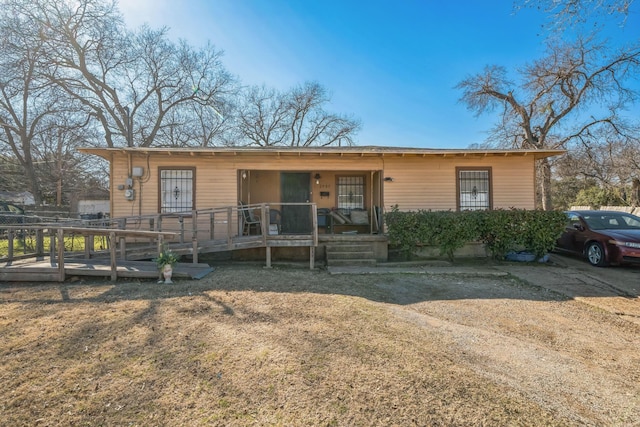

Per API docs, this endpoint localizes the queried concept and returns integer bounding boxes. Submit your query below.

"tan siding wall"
[383,156,536,212]
[112,155,239,217]
[245,170,279,205]
[112,154,385,216]
[111,156,133,218]
[492,157,536,209]
[109,152,536,217]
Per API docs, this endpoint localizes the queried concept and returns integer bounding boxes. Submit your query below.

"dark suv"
[0,201,26,227]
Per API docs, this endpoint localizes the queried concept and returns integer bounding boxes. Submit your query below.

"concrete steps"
[325,243,376,267]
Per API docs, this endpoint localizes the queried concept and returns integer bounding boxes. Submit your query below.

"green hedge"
[384,207,567,261]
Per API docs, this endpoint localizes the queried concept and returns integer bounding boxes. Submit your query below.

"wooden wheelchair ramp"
[0,203,319,282]
[0,258,214,282]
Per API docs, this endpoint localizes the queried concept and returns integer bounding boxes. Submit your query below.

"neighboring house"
[77,200,110,217]
[78,146,564,261]
[70,188,110,216]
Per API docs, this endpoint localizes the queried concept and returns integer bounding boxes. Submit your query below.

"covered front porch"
[238,169,385,236]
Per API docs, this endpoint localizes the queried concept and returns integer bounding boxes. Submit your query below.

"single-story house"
[78,146,564,263]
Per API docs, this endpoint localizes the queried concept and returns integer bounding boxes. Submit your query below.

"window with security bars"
[458,168,491,211]
[337,176,364,210]
[159,168,194,213]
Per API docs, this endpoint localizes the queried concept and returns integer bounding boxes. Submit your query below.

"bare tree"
[17,0,235,148]
[0,1,83,206]
[156,99,236,148]
[1,0,361,212]
[0,154,23,191]
[286,82,360,147]
[32,112,100,206]
[121,33,236,147]
[237,82,360,147]
[457,37,640,209]
[515,0,635,32]
[236,85,290,147]
[551,158,599,209]
[558,136,635,185]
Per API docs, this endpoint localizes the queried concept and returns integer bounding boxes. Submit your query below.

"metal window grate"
[337,176,364,210]
[459,170,489,211]
[160,169,193,213]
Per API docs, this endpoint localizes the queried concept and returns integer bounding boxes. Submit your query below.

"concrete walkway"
[328,264,510,278]
[328,254,640,325]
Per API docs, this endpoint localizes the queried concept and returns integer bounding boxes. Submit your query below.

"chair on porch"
[239,201,261,235]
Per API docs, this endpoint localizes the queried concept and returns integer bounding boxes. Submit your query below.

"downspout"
[138,174,143,216]
[370,170,374,234]
[109,153,115,219]
[247,170,251,204]
[376,169,382,233]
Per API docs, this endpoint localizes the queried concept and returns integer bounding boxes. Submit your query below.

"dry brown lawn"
[1,264,639,426]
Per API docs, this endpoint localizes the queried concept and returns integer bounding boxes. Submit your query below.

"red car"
[556,210,640,266]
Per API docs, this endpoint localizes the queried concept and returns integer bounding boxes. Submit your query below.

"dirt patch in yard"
[1,264,639,426]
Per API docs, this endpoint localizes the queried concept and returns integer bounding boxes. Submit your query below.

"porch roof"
[78,145,565,160]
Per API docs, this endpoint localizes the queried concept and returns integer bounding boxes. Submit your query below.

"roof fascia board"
[78,147,566,160]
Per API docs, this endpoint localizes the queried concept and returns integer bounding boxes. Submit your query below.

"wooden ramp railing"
[0,226,177,282]
[59,203,319,268]
[0,203,319,282]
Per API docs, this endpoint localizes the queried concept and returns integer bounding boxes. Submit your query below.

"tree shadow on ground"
[4,255,638,308]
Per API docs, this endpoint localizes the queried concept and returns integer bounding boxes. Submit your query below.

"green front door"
[281,173,311,233]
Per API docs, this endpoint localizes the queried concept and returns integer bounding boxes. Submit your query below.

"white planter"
[162,264,173,284]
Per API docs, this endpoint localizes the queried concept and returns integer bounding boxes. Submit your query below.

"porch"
[238,170,384,236]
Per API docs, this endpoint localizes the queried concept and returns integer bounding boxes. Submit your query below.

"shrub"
[385,208,566,261]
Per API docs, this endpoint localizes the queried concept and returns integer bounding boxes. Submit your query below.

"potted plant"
[154,247,179,284]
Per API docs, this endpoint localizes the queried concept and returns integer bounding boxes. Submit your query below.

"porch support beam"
[265,246,272,268]
[309,246,315,270]
[109,232,117,281]
[57,228,65,282]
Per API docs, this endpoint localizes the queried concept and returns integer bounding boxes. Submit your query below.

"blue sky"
[118,0,639,149]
